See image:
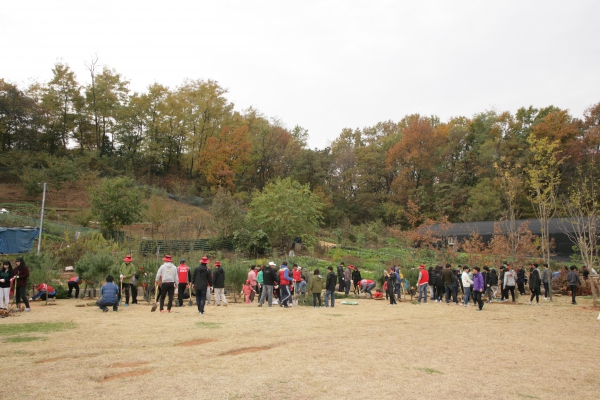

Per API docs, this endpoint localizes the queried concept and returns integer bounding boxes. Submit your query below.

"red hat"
[419,264,425,269]
[214,261,221,267]
[123,255,133,262]
[246,279,251,284]
[200,256,209,264]
[162,254,172,262]
[348,265,354,269]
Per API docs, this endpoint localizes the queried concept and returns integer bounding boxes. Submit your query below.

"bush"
[54,284,70,299]
[232,228,271,256]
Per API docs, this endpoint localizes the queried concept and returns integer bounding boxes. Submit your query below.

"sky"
[2,0,599,149]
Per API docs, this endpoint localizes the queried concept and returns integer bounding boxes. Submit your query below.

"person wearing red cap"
[119,255,137,306]
[155,255,178,313]
[417,265,429,303]
[242,279,256,303]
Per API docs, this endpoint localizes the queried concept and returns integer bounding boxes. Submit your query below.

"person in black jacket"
[325,266,337,307]
[488,268,499,302]
[435,265,444,302]
[351,267,362,295]
[428,267,437,301]
[259,262,279,307]
[211,261,227,306]
[337,262,345,292]
[528,263,541,306]
[385,268,398,305]
[192,260,212,315]
[516,266,527,295]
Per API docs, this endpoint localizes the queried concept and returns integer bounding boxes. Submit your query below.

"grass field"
[1,293,599,399]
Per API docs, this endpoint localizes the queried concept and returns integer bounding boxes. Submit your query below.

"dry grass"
[0,294,599,399]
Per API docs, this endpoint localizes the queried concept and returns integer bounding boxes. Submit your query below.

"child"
[242,279,256,304]
[373,289,384,299]
[298,277,307,296]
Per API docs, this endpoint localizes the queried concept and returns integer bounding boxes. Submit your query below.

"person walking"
[529,263,541,306]
[541,264,551,300]
[248,266,258,302]
[325,266,337,307]
[279,261,293,307]
[257,265,264,300]
[308,269,323,308]
[119,255,137,306]
[96,275,120,312]
[417,265,429,303]
[472,267,485,311]
[177,259,191,307]
[155,255,178,313]
[488,268,499,301]
[566,266,582,305]
[67,275,81,299]
[428,266,437,300]
[192,258,212,314]
[212,260,227,306]
[259,262,278,307]
[461,266,473,307]
[11,257,30,312]
[503,266,517,303]
[516,266,527,296]
[441,263,455,305]
[0,261,13,309]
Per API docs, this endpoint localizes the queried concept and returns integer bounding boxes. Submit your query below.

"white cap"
[268,262,276,266]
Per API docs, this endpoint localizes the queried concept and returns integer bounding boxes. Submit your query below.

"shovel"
[151,282,159,312]
[118,278,123,306]
[188,284,193,306]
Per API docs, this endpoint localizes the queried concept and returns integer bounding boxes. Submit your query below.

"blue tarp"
[0,227,40,254]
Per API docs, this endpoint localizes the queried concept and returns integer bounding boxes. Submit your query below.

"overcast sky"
[2,0,599,149]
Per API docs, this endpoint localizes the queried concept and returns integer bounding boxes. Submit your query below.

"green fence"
[139,237,233,256]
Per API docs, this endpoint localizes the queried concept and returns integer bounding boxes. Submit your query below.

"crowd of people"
[0,254,594,315]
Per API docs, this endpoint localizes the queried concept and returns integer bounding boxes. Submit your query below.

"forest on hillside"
[1,61,600,230]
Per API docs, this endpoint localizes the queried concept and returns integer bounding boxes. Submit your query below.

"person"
[298,277,307,296]
[307,269,323,308]
[441,263,455,305]
[119,255,137,306]
[503,266,517,303]
[192,257,212,315]
[417,265,429,303]
[0,261,13,309]
[428,266,437,300]
[205,261,213,305]
[259,262,278,307]
[435,265,444,302]
[352,266,362,295]
[358,279,376,298]
[155,254,178,313]
[582,266,589,281]
[212,260,227,306]
[486,267,498,302]
[96,275,120,312]
[242,280,256,304]
[461,266,473,307]
[516,266,527,295]
[566,266,582,305]
[541,264,551,300]
[394,267,403,299]
[325,266,336,307]
[292,264,302,299]
[529,263,541,306]
[68,275,81,299]
[385,267,398,305]
[279,261,293,307]
[31,283,56,301]
[257,265,264,300]
[472,267,485,311]
[499,265,507,301]
[373,289,384,299]
[337,262,345,292]
[344,265,353,295]
[177,259,191,307]
[11,257,31,312]
[248,266,258,302]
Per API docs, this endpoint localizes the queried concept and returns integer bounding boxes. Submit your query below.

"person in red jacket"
[31,283,56,301]
[417,265,429,303]
[11,258,30,312]
[177,259,191,307]
[279,261,293,307]
[68,276,81,299]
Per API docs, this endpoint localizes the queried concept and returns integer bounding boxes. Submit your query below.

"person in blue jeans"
[461,266,473,307]
[31,283,56,301]
[417,265,429,303]
[96,275,119,312]
[324,266,336,307]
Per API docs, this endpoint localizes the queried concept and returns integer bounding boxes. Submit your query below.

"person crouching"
[97,275,120,312]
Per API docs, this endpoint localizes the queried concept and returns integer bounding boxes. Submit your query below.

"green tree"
[90,177,144,233]
[246,178,323,246]
[208,188,245,239]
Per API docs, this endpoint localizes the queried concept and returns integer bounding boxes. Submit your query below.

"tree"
[525,135,562,300]
[208,188,245,239]
[90,177,145,234]
[246,178,323,247]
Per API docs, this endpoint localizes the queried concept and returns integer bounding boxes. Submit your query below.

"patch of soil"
[109,362,149,368]
[178,339,216,347]
[100,369,151,383]
[37,357,68,363]
[219,345,275,356]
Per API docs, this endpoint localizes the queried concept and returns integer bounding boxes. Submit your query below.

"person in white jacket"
[155,255,179,313]
[503,266,517,303]
[461,266,473,307]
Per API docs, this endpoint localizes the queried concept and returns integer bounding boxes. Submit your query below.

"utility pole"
[37,183,47,255]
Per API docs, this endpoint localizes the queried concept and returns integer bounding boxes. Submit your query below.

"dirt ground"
[1,293,599,400]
